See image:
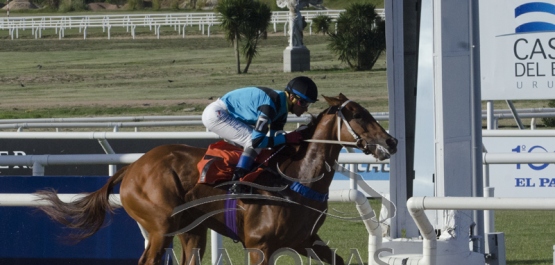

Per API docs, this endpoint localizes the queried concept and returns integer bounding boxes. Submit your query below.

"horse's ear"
[322,94,342,107]
[337,93,349,101]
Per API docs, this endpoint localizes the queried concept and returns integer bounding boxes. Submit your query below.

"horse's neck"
[295,116,342,193]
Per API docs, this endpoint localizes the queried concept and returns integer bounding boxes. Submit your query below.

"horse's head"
[321,93,398,160]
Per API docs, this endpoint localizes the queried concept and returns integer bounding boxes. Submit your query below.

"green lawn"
[169,201,381,265]
[167,202,555,264]
[0,34,388,120]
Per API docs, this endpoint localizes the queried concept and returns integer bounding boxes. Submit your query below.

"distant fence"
[0,107,552,132]
[0,113,389,132]
[0,9,386,40]
[0,114,316,132]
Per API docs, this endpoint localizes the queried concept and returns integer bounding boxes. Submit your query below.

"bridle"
[304,100,379,155]
[336,100,378,155]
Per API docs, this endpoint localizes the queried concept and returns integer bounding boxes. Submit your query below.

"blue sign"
[0,176,144,265]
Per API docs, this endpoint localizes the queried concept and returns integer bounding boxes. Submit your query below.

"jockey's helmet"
[285,76,318,103]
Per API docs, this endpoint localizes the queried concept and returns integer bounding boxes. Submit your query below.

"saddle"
[197,140,272,184]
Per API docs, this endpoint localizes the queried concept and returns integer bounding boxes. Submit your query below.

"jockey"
[201,76,319,194]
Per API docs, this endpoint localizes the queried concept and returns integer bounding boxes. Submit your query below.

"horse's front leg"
[176,226,207,265]
[292,234,345,265]
[245,245,270,265]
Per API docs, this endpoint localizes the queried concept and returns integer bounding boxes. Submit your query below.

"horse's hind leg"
[176,226,208,265]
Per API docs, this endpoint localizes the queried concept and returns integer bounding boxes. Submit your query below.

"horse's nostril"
[386,138,398,148]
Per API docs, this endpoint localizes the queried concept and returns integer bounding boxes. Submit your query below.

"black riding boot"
[229,167,249,194]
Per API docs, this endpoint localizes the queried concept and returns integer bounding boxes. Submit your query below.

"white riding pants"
[202,99,258,154]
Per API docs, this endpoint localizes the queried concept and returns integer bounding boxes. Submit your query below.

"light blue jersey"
[221,87,288,148]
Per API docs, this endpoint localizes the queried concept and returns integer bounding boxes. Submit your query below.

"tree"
[312,15,332,35]
[327,3,386,71]
[217,0,271,74]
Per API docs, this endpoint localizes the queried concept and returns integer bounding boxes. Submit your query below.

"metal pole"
[483,187,495,234]
[346,147,358,190]
[470,0,485,255]
[506,100,524,129]
[211,230,222,265]
[32,162,44,176]
[487,101,495,130]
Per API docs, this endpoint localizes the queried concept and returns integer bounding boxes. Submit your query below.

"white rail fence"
[0,114,317,132]
[0,128,384,264]
[0,189,377,265]
[406,197,555,265]
[1,128,555,264]
[0,113,388,132]
[0,106,552,132]
[0,193,122,207]
[0,9,386,40]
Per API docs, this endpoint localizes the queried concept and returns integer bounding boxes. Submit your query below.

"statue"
[277,0,322,48]
[278,0,321,72]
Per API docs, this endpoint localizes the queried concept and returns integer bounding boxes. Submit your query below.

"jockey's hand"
[285,131,303,144]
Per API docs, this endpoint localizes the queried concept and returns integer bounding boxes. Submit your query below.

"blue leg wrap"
[237,153,254,171]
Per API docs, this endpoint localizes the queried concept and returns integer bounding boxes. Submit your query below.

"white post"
[483,187,495,234]
[98,139,117,176]
[487,101,495,130]
[32,162,44,176]
[328,189,381,265]
[346,147,357,190]
[211,230,222,265]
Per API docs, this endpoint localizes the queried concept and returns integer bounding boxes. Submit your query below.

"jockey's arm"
[251,114,286,149]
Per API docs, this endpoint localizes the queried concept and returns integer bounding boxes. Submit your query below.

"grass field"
[1,20,555,264]
[168,202,555,265]
[0,34,388,119]
[169,201,384,265]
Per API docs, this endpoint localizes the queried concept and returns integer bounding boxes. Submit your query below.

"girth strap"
[290,182,329,202]
[224,198,240,242]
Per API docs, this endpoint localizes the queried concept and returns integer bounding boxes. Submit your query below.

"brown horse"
[36,93,397,265]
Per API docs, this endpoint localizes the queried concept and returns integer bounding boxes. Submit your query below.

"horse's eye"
[353,113,362,119]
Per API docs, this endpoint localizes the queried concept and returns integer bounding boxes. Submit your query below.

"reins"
[303,139,358,146]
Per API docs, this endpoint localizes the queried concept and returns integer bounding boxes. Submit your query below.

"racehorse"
[36,93,397,265]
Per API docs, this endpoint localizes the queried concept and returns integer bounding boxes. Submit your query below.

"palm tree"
[328,3,385,71]
[217,0,271,74]
[240,1,271,73]
[312,15,333,35]
[217,0,243,74]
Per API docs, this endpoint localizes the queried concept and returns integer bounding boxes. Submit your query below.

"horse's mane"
[298,107,329,140]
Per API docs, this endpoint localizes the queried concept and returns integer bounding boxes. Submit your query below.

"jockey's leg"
[230,147,258,194]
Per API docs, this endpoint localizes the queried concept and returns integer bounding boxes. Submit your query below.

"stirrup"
[229,183,251,195]
[229,183,240,195]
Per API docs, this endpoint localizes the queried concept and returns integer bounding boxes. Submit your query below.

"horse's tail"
[35,166,128,243]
